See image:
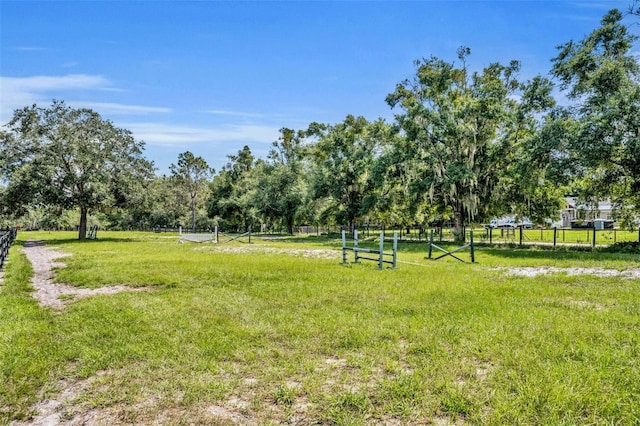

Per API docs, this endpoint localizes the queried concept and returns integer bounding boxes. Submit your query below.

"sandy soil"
[504,266,640,279]
[22,240,147,310]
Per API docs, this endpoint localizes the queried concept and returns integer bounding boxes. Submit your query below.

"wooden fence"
[0,228,18,270]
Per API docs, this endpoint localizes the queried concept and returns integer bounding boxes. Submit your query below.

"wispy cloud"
[203,109,267,119]
[12,46,47,52]
[125,122,280,147]
[69,101,171,115]
[0,74,168,123]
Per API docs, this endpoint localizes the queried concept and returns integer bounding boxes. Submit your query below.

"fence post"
[553,227,557,248]
[428,229,433,259]
[248,226,252,244]
[342,230,347,264]
[214,226,218,243]
[378,231,384,269]
[393,232,398,268]
[592,223,596,248]
[470,230,475,263]
[519,226,523,246]
[489,227,493,245]
[354,229,359,264]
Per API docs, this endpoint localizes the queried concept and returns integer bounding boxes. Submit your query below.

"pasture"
[1,231,639,425]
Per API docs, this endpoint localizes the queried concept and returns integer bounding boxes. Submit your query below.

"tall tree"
[251,128,308,233]
[551,9,640,218]
[170,151,213,232]
[207,146,256,231]
[386,47,527,240]
[307,115,383,232]
[0,100,153,239]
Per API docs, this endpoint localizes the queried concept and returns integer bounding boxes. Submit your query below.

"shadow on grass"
[15,237,137,247]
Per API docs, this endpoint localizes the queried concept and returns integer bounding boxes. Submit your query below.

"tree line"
[2,9,640,240]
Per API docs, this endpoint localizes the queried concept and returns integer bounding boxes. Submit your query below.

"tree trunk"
[79,206,88,240]
[453,202,465,244]
[190,195,196,232]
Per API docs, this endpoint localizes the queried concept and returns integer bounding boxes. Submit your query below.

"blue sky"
[1,1,637,174]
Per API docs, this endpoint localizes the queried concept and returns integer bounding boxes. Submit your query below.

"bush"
[601,241,640,254]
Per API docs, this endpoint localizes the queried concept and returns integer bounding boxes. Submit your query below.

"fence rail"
[424,226,640,248]
[0,228,18,270]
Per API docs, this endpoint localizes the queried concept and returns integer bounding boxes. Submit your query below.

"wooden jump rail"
[342,230,398,269]
[428,229,475,263]
[0,228,18,270]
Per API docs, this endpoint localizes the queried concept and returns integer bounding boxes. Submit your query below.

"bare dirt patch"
[503,266,640,279]
[22,240,148,310]
[197,244,340,260]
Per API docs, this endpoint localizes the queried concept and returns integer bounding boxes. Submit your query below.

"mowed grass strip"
[1,231,639,424]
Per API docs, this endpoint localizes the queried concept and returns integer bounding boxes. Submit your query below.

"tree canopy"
[2,8,639,234]
[0,100,153,238]
[552,9,640,222]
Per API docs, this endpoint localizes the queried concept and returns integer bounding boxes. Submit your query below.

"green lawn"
[1,231,639,425]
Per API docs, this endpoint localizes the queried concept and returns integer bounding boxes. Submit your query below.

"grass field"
[1,231,639,425]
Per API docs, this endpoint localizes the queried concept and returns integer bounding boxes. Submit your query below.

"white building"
[560,198,614,228]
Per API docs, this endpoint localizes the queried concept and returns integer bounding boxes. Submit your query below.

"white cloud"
[68,101,171,115]
[125,122,280,147]
[203,109,267,119]
[0,74,171,124]
[0,74,110,122]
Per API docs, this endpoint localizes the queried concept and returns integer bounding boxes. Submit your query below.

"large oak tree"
[0,100,153,239]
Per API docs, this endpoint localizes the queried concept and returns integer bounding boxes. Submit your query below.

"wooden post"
[592,223,596,248]
[354,229,359,264]
[470,230,475,263]
[248,226,252,244]
[553,227,557,248]
[489,227,493,245]
[392,232,398,268]
[378,231,384,269]
[519,225,523,246]
[428,229,433,259]
[342,230,347,264]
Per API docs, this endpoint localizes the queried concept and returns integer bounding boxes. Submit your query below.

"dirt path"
[22,240,145,310]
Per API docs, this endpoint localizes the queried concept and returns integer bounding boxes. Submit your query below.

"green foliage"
[207,146,257,231]
[552,9,640,216]
[249,128,309,233]
[0,100,153,238]
[307,115,386,231]
[385,48,555,238]
[170,151,213,232]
